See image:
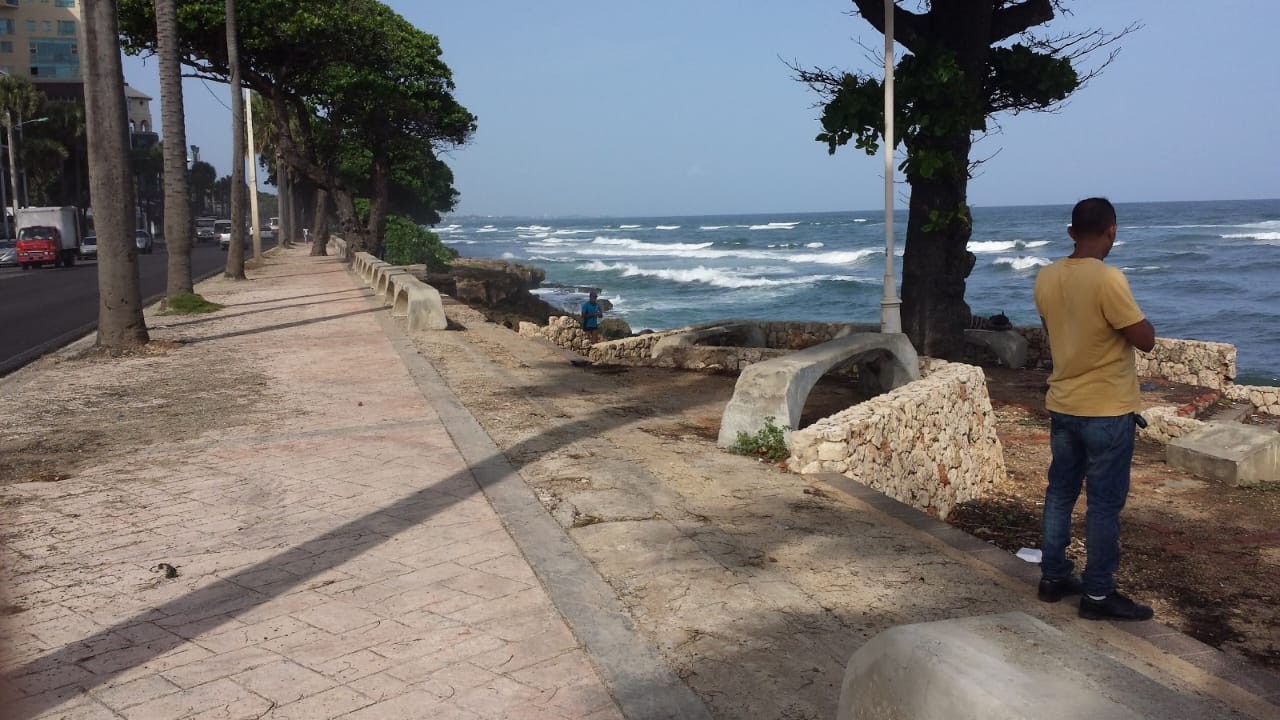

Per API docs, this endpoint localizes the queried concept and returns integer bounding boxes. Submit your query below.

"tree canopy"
[117,0,476,254]
[796,0,1133,356]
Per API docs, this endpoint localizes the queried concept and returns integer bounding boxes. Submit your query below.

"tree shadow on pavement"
[6,367,714,718]
[159,292,377,330]
[178,306,387,345]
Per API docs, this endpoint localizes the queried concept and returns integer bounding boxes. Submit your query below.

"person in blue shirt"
[580,291,604,342]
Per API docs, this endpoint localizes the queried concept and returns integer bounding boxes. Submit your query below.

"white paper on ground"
[1016,547,1042,563]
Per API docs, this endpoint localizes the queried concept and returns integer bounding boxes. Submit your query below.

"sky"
[121,1,1280,218]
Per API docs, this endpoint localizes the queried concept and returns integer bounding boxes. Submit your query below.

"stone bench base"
[1168,421,1279,486]
[838,612,1226,720]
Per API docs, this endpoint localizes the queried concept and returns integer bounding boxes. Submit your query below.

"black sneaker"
[1079,592,1154,621]
[1038,576,1083,603]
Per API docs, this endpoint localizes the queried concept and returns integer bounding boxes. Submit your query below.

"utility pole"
[6,112,18,223]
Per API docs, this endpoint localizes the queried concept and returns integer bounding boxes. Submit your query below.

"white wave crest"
[853,218,868,223]
[1222,232,1280,242]
[590,237,714,251]
[474,227,499,233]
[796,248,881,265]
[618,224,642,229]
[993,256,1051,271]
[515,225,552,232]
[699,225,729,230]
[655,225,681,230]
[575,261,847,289]
[749,222,800,230]
[969,239,1050,253]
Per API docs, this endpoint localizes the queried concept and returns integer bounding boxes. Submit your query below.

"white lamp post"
[880,0,903,334]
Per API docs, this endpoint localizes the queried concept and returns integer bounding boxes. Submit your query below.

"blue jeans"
[1040,412,1136,597]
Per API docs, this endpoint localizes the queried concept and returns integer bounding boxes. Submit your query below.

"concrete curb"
[354,263,712,720]
[0,260,228,378]
[814,472,1280,714]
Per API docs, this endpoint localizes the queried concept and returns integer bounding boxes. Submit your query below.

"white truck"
[16,206,83,269]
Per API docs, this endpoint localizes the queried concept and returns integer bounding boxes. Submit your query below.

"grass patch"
[161,292,224,315]
[728,416,789,462]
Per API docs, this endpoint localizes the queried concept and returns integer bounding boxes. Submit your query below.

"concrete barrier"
[718,332,919,448]
[837,612,1222,720]
[651,323,768,361]
[394,276,448,332]
[353,251,375,277]
[329,235,349,259]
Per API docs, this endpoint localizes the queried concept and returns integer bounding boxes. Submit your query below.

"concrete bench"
[352,251,377,278]
[838,612,1226,720]
[651,323,768,361]
[389,275,448,332]
[963,328,1028,368]
[375,264,425,304]
[717,332,919,448]
[362,259,390,286]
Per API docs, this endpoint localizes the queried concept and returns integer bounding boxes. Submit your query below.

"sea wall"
[787,361,1004,520]
[1136,338,1237,390]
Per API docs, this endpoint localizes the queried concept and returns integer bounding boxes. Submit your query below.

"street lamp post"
[6,113,48,222]
[880,0,903,334]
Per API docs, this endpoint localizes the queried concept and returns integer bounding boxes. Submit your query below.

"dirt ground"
[949,367,1280,671]
[2,275,1275,715]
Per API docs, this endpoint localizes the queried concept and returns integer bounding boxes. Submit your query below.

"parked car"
[260,222,275,241]
[80,234,98,260]
[135,229,154,254]
[217,220,250,250]
[0,238,16,266]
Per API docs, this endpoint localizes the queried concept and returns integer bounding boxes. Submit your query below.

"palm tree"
[0,75,43,226]
[83,0,149,348]
[224,0,247,279]
[155,0,195,298]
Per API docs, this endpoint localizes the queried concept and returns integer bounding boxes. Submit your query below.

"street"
[0,240,275,375]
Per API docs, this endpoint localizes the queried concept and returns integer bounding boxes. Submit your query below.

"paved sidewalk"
[1,249,632,719]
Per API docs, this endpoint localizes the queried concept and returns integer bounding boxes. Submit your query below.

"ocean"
[437,199,1280,385]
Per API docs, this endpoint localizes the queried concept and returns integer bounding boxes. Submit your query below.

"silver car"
[80,234,98,260]
[0,238,15,266]
[135,229,154,254]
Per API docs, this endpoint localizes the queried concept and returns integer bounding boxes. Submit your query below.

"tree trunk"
[223,0,246,279]
[365,154,391,258]
[83,0,148,348]
[277,157,293,248]
[156,0,193,298]
[900,133,975,358]
[309,188,329,256]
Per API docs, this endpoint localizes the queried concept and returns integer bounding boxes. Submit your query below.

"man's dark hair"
[1071,197,1117,237]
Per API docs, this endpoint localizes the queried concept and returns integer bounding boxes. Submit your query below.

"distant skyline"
[121,1,1280,218]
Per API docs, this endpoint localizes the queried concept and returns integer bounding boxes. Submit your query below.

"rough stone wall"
[1138,406,1206,444]
[1014,326,1050,369]
[1224,385,1280,416]
[1136,338,1237,390]
[787,361,1004,520]
[519,315,595,353]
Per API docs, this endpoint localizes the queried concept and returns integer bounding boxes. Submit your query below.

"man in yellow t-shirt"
[1033,197,1156,622]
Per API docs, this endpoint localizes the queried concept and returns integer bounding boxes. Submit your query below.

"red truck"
[16,206,82,269]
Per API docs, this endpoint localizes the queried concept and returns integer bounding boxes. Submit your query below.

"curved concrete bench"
[389,275,448,332]
[651,323,768,361]
[353,251,376,278]
[375,264,426,304]
[963,328,1028,368]
[717,332,919,447]
[362,259,390,286]
[838,612,1223,720]
[373,264,419,303]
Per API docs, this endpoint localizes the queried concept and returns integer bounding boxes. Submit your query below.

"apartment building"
[0,0,82,102]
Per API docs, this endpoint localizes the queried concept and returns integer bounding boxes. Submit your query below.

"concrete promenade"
[0,248,660,719]
[2,247,1277,719]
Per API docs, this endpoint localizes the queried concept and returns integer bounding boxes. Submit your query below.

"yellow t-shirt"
[1033,257,1145,416]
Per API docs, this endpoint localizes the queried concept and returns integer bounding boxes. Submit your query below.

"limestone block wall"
[1138,406,1206,444]
[1224,384,1280,416]
[1136,338,1237,390]
[788,361,1004,520]
[518,315,596,353]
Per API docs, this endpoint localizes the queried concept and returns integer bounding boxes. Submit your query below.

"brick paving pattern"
[1,249,622,719]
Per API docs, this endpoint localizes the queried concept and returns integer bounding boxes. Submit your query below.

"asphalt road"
[0,240,274,376]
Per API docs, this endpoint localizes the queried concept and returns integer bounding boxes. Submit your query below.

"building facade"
[0,0,82,102]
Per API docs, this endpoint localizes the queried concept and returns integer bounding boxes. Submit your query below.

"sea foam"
[993,256,1051,271]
